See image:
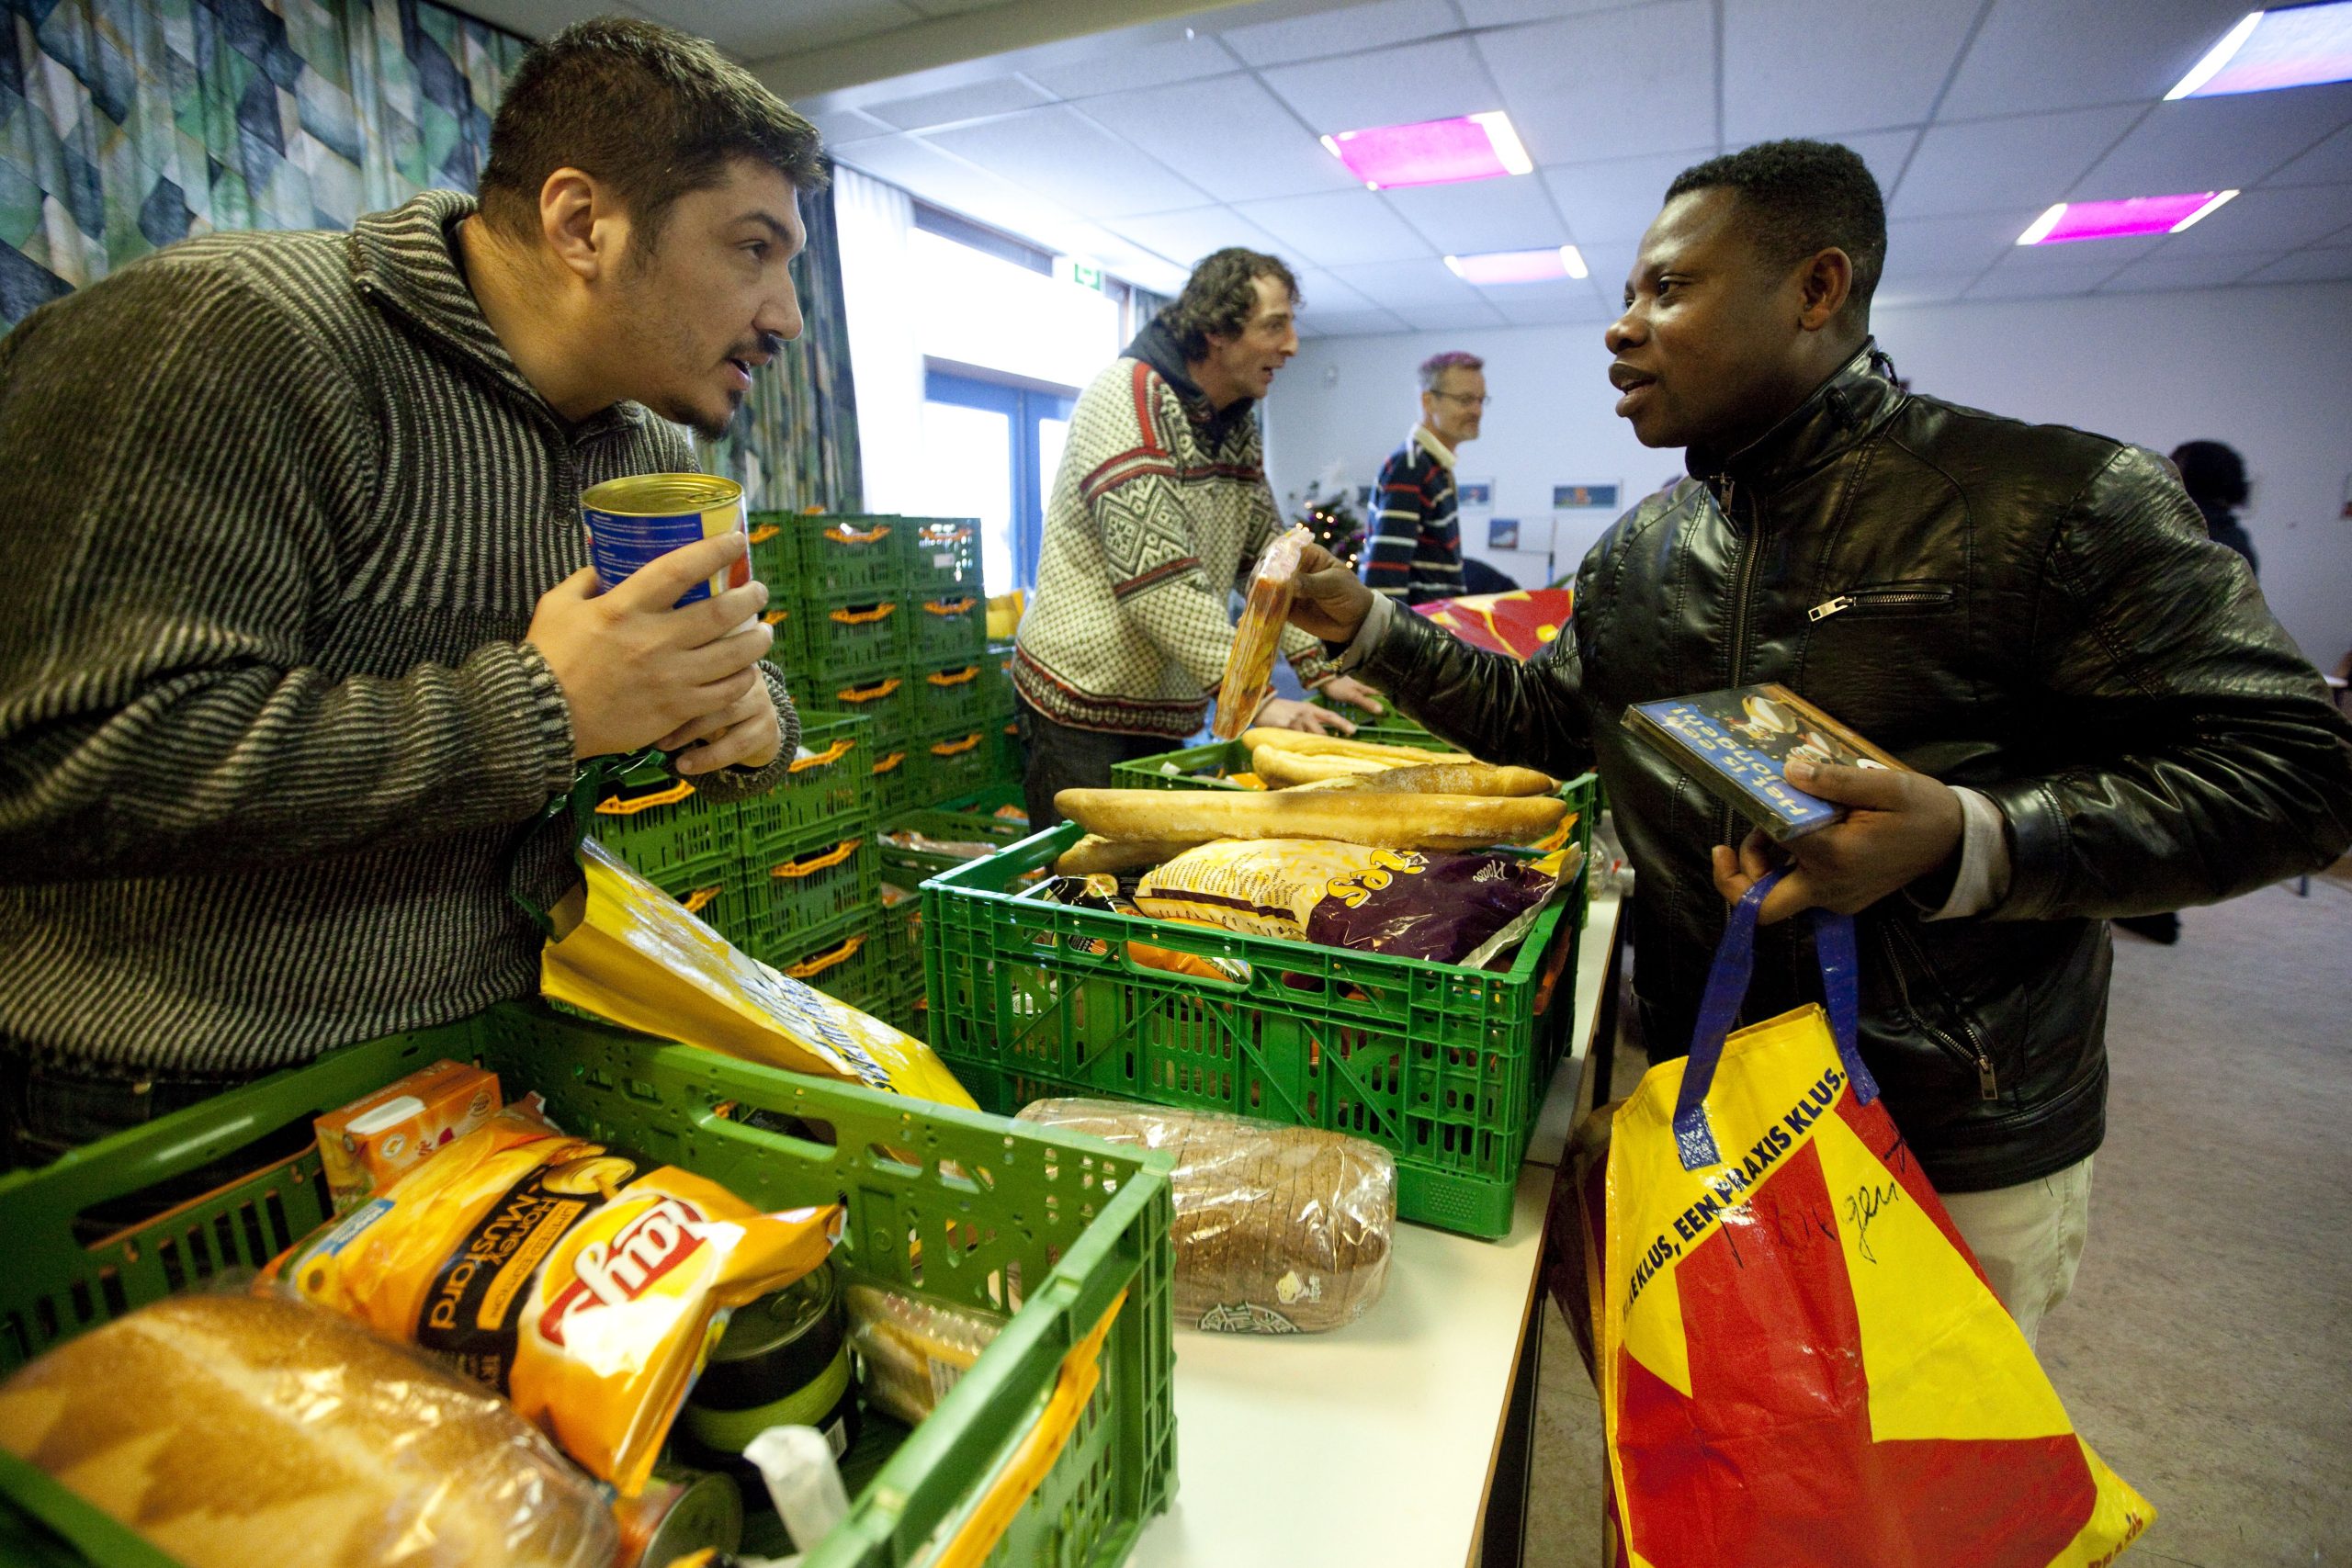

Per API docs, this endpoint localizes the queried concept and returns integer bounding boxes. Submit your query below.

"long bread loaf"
[1306,761,1559,796]
[1241,728,1474,766]
[1250,749,1392,787]
[1053,786,1565,851]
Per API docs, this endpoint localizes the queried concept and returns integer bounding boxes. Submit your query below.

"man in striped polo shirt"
[0,19,813,1163]
[1363,351,1487,605]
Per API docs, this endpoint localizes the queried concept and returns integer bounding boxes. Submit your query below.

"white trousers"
[1939,1155,2096,1348]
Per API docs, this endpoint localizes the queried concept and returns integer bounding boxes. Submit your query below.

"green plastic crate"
[739,709,876,863]
[910,656,992,735]
[922,820,1585,1238]
[883,807,1034,885]
[766,912,892,1011]
[825,669,922,752]
[715,833,882,958]
[909,594,987,670]
[804,513,906,599]
[904,518,981,598]
[589,760,734,886]
[0,1003,1176,1568]
[1106,736,1458,793]
[872,743,926,820]
[808,596,909,684]
[748,511,802,585]
[763,598,815,676]
[919,723,996,808]
[1306,691,1431,742]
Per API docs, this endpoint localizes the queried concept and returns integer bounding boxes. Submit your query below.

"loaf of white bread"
[0,1293,616,1568]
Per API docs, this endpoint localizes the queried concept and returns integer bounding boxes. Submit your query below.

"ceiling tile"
[1077,73,1363,203]
[2095,251,2278,293]
[2263,123,2352,190]
[2075,85,2352,198]
[716,0,924,61]
[1381,175,1567,253]
[863,76,1052,130]
[1723,0,1981,142]
[1455,0,1646,22]
[1291,266,1380,312]
[2154,185,2352,254]
[1232,188,1442,267]
[903,0,1020,15]
[2242,247,2352,284]
[1891,107,2143,218]
[1541,151,1708,248]
[1884,209,2050,274]
[1475,2,1716,164]
[1485,276,1615,325]
[1327,257,1485,309]
[1395,299,1512,332]
[1938,0,2252,119]
[1022,36,1241,98]
[1296,307,1413,337]
[1219,0,1462,67]
[831,133,1087,247]
[1259,36,1501,134]
[1871,274,1983,310]
[1963,248,2133,300]
[924,106,1210,218]
[1105,205,1292,271]
[805,105,895,148]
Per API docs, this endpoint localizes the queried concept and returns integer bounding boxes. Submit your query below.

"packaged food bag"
[543,838,976,1110]
[1213,525,1312,739]
[1601,870,2151,1564]
[266,1105,842,1496]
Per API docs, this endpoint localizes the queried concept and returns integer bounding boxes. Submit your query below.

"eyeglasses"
[1430,391,1492,407]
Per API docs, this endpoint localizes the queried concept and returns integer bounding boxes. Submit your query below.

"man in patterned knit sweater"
[1363,350,1485,605]
[0,20,812,1163]
[1013,248,1384,826]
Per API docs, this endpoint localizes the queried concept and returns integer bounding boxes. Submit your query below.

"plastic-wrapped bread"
[1013,1100,1395,1334]
[0,1294,616,1568]
[1053,786,1565,853]
[1214,527,1313,739]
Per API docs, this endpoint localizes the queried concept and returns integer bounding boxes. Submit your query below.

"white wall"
[1265,281,2352,670]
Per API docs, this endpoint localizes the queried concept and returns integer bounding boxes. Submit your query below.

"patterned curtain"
[697,170,863,513]
[1,0,525,324]
[1131,284,1172,338]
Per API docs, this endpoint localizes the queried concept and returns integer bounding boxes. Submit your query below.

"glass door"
[922,369,1075,593]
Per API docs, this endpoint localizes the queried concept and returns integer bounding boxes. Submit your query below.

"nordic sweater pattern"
[0,191,797,1075]
[1363,428,1464,605]
[1014,348,1332,737]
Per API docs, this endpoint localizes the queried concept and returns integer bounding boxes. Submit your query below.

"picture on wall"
[1554,483,1621,510]
[1487,517,1521,550]
[1458,479,1494,509]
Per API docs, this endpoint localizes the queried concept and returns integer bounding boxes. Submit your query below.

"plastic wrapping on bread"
[1213,526,1313,739]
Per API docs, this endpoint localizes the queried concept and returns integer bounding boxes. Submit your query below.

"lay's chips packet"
[543,839,976,1110]
[264,1104,841,1495]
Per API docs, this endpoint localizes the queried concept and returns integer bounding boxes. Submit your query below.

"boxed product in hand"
[314,1059,502,1213]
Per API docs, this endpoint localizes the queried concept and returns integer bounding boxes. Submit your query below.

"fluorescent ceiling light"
[2015,191,2240,244]
[2166,4,2352,98]
[1445,246,1588,285]
[1319,112,1534,190]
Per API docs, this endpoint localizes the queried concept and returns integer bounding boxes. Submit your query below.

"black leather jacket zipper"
[1878,920,1999,1100]
[1717,478,1760,843]
[1808,583,1959,622]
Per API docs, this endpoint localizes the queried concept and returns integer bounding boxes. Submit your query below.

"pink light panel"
[1445,246,1589,285]
[2170,4,2352,98]
[1319,112,1532,190]
[2018,192,2236,243]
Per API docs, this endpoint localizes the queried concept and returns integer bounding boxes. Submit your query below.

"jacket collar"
[1410,423,1457,471]
[1124,317,1257,445]
[1688,340,1901,493]
[345,190,646,440]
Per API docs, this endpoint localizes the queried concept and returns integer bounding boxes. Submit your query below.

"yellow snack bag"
[267,1106,841,1496]
[543,838,977,1110]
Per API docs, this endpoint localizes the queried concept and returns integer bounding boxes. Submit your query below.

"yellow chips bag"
[544,839,976,1110]
[266,1106,841,1495]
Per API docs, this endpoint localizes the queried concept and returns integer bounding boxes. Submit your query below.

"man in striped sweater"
[0,19,814,1162]
[1012,248,1383,825]
[1363,350,1487,605]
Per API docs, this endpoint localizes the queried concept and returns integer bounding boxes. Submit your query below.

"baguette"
[1251,749,1394,788]
[1241,728,1474,767]
[1054,787,1565,852]
[1054,833,1200,875]
[1309,761,1559,797]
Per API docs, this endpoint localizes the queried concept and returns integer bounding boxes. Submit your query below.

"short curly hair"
[1159,248,1300,360]
[1665,139,1885,315]
[479,17,825,251]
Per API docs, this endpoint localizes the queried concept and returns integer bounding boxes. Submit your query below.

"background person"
[1363,350,1485,606]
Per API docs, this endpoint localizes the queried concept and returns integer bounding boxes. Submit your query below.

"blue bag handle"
[1671,868,1879,1172]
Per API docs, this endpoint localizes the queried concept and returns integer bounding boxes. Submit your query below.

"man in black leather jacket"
[1289,141,2352,1338]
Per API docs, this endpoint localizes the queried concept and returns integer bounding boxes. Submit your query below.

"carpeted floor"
[1525,873,2352,1566]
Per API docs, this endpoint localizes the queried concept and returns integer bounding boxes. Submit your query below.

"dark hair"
[1159,248,1300,360]
[478,17,825,250]
[1418,350,1484,393]
[1665,139,1886,316]
[2170,440,2249,507]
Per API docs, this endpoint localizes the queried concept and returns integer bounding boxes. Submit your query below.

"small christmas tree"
[1297,490,1364,569]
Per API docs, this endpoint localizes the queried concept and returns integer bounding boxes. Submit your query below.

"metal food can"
[580,472,750,605]
[612,1465,744,1568]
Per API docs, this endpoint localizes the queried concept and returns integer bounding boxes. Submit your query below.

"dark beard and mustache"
[662,331,787,443]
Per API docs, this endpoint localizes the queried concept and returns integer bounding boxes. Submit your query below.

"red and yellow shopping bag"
[1600,871,2152,1565]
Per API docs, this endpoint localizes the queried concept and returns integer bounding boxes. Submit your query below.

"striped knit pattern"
[0,190,796,1076]
[1363,429,1464,605]
[1014,355,1332,737]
